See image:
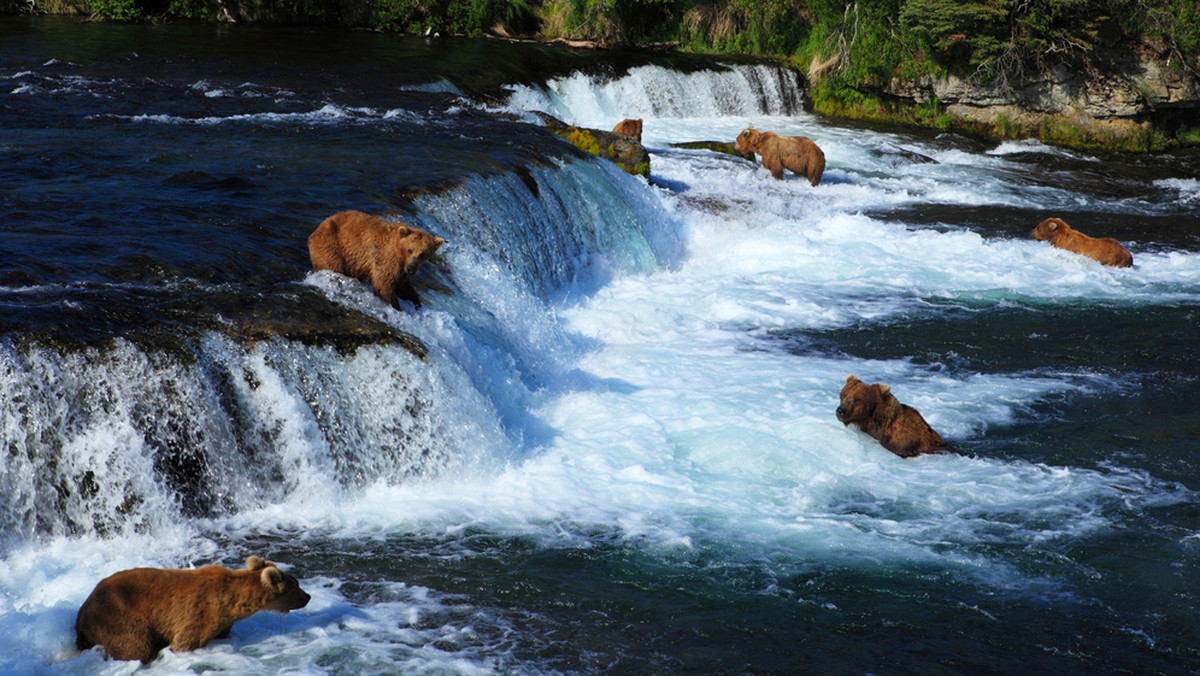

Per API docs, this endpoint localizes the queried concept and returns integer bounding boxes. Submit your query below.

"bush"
[84,0,144,20]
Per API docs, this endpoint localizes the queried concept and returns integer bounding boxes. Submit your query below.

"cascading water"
[3,20,1200,674]
[0,149,681,543]
[507,62,804,126]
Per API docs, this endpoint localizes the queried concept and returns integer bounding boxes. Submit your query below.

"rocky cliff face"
[883,49,1200,149]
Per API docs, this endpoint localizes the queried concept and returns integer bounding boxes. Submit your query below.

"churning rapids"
[3,16,1200,675]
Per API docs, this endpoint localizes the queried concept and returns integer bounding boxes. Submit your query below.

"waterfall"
[506,62,805,127]
[0,154,683,541]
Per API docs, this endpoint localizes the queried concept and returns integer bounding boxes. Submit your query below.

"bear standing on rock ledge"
[1031,217,1133,268]
[309,210,445,309]
[75,556,310,663]
[836,374,946,458]
[735,128,825,185]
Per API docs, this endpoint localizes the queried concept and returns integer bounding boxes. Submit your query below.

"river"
[3,15,1200,675]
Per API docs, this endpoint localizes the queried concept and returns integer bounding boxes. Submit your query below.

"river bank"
[7,1,1200,152]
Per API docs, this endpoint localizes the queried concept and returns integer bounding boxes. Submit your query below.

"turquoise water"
[2,16,1200,674]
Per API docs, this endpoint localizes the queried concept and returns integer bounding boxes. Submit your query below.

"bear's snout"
[835,405,850,424]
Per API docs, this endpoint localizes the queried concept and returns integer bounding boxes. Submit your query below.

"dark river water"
[3,15,1200,675]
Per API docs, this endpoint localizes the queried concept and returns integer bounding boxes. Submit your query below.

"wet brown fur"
[612,118,643,143]
[308,210,445,308]
[836,374,945,458]
[1031,217,1132,268]
[735,128,825,186]
[75,556,310,663]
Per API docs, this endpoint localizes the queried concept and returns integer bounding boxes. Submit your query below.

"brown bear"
[612,118,643,143]
[1031,217,1133,268]
[75,556,310,663]
[308,210,445,309]
[836,374,946,458]
[735,128,825,186]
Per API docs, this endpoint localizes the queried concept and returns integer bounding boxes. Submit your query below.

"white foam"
[400,78,465,96]
[987,138,1097,161]
[109,104,384,126]
[1155,177,1200,204]
[505,63,802,129]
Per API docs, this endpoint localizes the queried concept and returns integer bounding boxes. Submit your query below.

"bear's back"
[1056,225,1133,267]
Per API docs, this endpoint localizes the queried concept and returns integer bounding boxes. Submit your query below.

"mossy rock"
[534,111,650,177]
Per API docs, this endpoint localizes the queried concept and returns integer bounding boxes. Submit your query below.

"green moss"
[566,128,601,156]
[1179,126,1200,146]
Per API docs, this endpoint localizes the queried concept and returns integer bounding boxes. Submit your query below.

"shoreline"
[5,9,1199,153]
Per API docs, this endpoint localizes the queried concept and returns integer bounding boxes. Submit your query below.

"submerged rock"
[533,111,650,177]
[670,140,755,162]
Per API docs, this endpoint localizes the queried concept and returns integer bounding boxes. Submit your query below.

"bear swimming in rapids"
[836,374,946,458]
[75,556,310,663]
[1031,217,1133,268]
[308,210,445,309]
[735,128,825,186]
[611,118,643,143]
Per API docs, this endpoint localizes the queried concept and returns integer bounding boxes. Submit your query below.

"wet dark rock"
[670,140,755,162]
[0,285,427,360]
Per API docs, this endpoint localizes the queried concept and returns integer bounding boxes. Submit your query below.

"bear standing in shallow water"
[735,128,825,186]
[836,374,946,458]
[308,210,445,309]
[75,556,310,663]
[1031,217,1133,268]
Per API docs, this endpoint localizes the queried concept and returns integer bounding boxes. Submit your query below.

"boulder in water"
[534,111,650,177]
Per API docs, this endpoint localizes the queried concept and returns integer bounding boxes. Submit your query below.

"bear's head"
[246,556,310,613]
[836,374,891,426]
[735,128,762,154]
[396,227,445,276]
[1032,217,1070,241]
[614,118,643,140]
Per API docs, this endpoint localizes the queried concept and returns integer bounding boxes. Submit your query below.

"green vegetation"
[14,0,1199,67]
[9,0,1200,149]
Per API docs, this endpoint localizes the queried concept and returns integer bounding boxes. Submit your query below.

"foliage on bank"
[10,0,1200,149]
[26,0,1198,67]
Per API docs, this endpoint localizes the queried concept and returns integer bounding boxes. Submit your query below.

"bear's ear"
[246,556,268,571]
[1046,220,1059,231]
[395,226,412,237]
[845,374,857,383]
[433,236,445,249]
[878,384,891,396]
[261,565,286,593]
